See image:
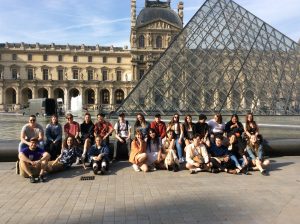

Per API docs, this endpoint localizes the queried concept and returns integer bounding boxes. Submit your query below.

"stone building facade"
[0,0,183,113]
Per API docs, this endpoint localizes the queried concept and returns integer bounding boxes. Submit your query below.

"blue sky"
[0,0,299,47]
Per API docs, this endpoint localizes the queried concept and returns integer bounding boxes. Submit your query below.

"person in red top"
[64,113,80,144]
[94,113,114,146]
[150,114,166,139]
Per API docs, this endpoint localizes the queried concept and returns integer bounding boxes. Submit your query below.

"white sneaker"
[132,164,141,172]
[179,158,185,164]
[75,157,80,165]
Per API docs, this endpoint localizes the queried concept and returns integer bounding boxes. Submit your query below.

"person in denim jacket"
[246,135,270,176]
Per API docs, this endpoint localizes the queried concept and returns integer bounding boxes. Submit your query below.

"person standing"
[114,113,131,160]
[80,112,95,161]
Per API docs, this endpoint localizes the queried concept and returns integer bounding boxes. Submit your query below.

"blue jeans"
[175,136,183,159]
[230,155,245,168]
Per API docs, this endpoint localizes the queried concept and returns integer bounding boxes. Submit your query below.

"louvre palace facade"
[0,0,183,112]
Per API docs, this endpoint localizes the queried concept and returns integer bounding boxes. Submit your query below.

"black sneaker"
[173,164,180,172]
[261,169,268,176]
[190,169,196,174]
[39,174,46,182]
[101,167,106,175]
[211,168,220,173]
[29,176,36,183]
[93,164,98,175]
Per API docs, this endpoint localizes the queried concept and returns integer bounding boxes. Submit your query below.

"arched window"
[101,89,110,104]
[139,35,145,48]
[156,36,162,48]
[115,89,124,104]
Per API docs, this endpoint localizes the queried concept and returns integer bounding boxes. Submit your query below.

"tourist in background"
[45,114,62,160]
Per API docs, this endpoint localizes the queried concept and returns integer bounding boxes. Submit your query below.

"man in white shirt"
[185,133,211,174]
[114,113,131,160]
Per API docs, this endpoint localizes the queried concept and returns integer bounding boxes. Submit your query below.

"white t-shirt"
[114,121,131,138]
[207,119,225,134]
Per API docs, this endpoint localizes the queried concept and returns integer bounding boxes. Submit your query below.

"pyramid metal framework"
[117,0,300,116]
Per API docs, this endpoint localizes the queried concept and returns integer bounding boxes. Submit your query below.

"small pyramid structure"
[117,0,300,115]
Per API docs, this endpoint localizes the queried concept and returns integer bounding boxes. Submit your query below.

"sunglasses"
[29,119,36,122]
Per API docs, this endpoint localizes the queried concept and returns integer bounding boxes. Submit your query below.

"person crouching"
[18,137,50,183]
[88,136,109,175]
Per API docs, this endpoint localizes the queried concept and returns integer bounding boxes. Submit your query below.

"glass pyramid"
[118,0,300,115]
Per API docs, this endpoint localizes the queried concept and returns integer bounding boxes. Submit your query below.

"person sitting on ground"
[208,136,236,174]
[114,113,131,160]
[80,112,95,162]
[48,136,83,172]
[228,135,249,174]
[64,113,80,144]
[166,113,185,163]
[146,128,165,170]
[129,130,148,172]
[185,134,211,174]
[19,115,44,152]
[150,114,166,139]
[88,136,110,175]
[162,130,180,172]
[18,138,50,183]
[246,135,270,176]
[134,113,150,141]
[45,114,62,160]
[94,113,114,160]
[183,115,196,147]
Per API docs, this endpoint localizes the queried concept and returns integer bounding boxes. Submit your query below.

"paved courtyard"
[0,156,299,224]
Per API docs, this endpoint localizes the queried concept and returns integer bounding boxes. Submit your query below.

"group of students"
[17,111,270,183]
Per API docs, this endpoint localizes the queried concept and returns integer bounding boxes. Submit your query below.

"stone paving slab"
[0,157,299,224]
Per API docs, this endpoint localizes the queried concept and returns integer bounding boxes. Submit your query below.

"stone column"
[0,82,4,111]
[65,88,69,111]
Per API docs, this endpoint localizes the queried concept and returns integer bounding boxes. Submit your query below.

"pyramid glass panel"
[117,0,300,115]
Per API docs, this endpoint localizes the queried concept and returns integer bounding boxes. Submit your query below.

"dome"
[136,7,182,28]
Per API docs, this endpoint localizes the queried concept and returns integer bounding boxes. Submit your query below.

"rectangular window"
[88,56,93,63]
[12,68,18,79]
[88,70,93,80]
[102,70,108,81]
[103,56,107,63]
[117,70,122,81]
[73,55,78,62]
[58,69,63,80]
[117,57,121,63]
[139,69,145,80]
[28,54,32,61]
[58,55,63,62]
[43,54,48,61]
[27,69,33,80]
[12,54,17,60]
[73,70,79,79]
[43,69,48,80]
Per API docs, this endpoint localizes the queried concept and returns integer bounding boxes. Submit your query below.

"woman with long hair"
[167,113,184,163]
[246,135,270,175]
[183,115,196,147]
[134,113,150,140]
[45,114,62,160]
[146,128,165,170]
[129,130,148,172]
[162,130,180,172]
